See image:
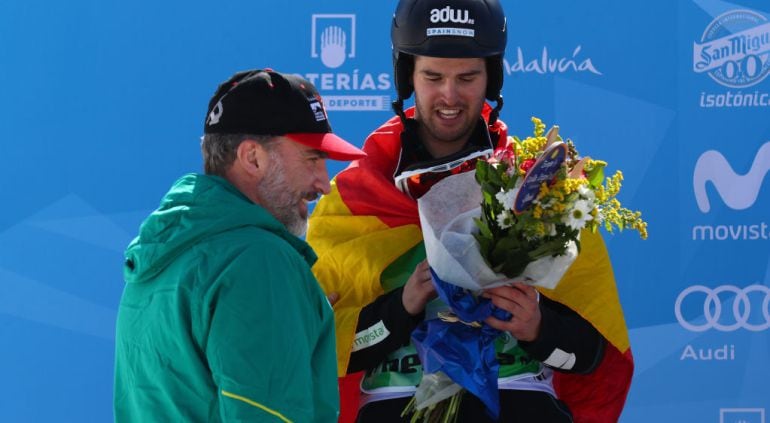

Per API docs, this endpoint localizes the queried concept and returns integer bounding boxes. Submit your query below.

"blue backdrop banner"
[1,0,768,421]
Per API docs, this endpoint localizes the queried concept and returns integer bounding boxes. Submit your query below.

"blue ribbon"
[411,268,511,419]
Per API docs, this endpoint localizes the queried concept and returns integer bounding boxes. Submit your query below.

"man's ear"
[234,139,269,178]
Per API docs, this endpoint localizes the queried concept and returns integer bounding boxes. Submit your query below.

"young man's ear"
[235,139,270,178]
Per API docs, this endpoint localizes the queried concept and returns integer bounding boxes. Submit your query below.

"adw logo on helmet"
[430,6,474,24]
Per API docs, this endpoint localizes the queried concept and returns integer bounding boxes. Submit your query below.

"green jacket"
[114,174,338,422]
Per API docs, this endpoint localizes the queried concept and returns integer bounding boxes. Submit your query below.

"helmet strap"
[487,95,503,147]
[392,98,408,125]
[488,95,503,127]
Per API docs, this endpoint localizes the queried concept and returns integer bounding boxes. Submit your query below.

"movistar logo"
[693,142,770,212]
[430,6,474,24]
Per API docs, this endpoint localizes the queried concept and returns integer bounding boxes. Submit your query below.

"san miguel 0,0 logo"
[694,9,770,108]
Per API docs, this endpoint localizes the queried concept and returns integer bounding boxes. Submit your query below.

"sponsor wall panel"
[0,0,767,421]
[673,1,770,423]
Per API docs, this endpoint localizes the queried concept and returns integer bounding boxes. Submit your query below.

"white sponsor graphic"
[720,408,765,423]
[426,7,475,38]
[699,90,770,107]
[207,99,223,126]
[308,98,326,122]
[691,221,770,241]
[680,344,735,360]
[311,14,355,69]
[351,320,390,352]
[307,14,391,112]
[427,27,475,38]
[543,348,576,370]
[693,142,770,213]
[694,10,770,107]
[503,46,602,76]
[675,285,770,332]
[694,10,770,88]
[430,6,473,24]
[324,95,391,111]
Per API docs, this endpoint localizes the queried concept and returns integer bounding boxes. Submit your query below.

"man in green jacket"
[114,69,366,422]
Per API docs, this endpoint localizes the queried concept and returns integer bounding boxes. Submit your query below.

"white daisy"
[495,189,517,211]
[563,199,594,230]
[496,210,513,229]
[594,207,604,224]
[577,184,595,202]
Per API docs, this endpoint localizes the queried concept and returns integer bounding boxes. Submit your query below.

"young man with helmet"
[308,0,633,421]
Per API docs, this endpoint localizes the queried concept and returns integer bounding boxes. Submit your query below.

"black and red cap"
[204,69,365,161]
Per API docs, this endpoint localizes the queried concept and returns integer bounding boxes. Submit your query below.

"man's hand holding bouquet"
[404,117,647,422]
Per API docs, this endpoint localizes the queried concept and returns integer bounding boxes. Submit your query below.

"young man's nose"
[438,80,461,105]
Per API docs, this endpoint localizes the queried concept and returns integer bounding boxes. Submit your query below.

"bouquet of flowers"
[404,117,647,422]
[474,117,648,281]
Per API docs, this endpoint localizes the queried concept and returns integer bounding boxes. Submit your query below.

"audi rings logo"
[675,285,770,332]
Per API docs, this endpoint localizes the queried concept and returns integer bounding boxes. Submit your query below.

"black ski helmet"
[391,0,507,103]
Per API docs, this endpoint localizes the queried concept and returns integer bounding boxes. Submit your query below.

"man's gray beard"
[255,154,308,237]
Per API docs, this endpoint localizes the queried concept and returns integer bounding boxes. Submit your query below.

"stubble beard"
[415,98,477,147]
[255,154,308,237]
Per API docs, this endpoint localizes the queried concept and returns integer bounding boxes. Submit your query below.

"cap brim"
[285,133,366,161]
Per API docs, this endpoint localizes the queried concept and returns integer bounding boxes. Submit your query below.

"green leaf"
[500,171,510,187]
[505,173,519,190]
[527,238,568,259]
[474,217,493,239]
[486,182,501,195]
[488,166,503,186]
[475,160,489,182]
[498,241,531,278]
[585,163,606,189]
[475,234,491,259]
[482,190,494,205]
[488,235,537,278]
[500,257,530,279]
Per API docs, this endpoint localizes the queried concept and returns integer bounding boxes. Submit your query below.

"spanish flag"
[307,109,633,423]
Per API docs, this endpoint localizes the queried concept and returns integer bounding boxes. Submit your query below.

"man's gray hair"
[201,133,277,176]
